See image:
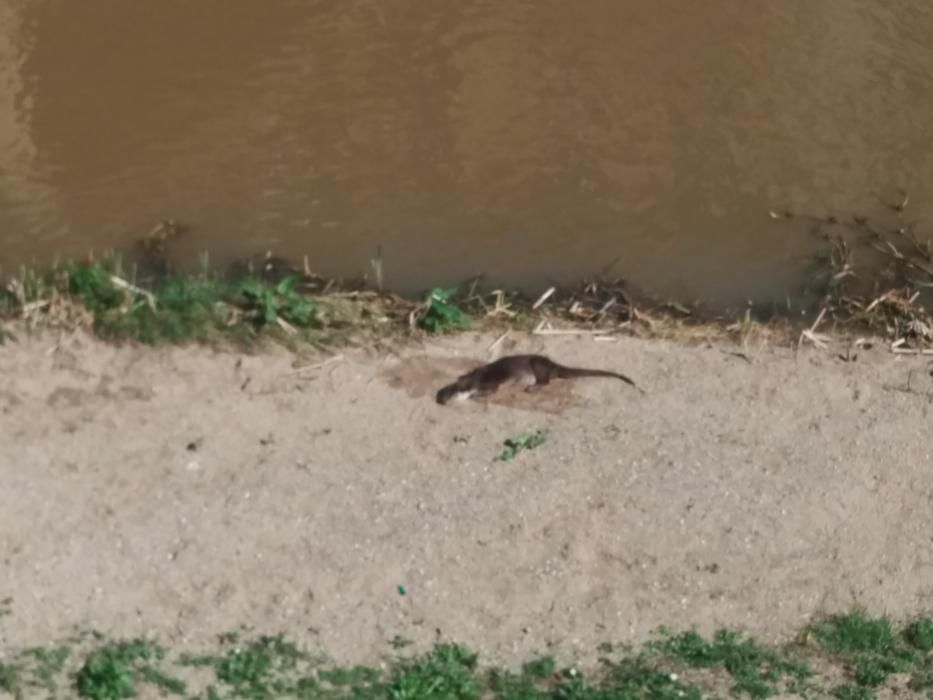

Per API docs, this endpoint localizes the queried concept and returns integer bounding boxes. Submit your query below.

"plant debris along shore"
[4,195,933,350]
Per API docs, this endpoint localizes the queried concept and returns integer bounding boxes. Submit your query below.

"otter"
[435,354,642,405]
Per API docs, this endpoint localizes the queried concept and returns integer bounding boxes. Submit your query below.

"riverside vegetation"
[3,612,933,699]
[3,196,933,351]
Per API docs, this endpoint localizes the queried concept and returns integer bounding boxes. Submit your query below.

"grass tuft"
[417,287,471,334]
[809,612,933,691]
[496,430,548,462]
[388,644,479,699]
[7,615,933,699]
[179,634,306,699]
[651,628,812,698]
[74,638,185,699]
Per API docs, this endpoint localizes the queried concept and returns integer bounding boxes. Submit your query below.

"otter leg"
[524,365,551,392]
[531,362,552,386]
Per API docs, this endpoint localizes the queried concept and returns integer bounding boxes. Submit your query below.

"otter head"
[436,376,474,405]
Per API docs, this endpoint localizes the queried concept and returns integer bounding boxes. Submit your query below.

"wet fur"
[435,354,641,404]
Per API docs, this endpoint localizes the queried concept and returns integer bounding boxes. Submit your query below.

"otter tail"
[552,364,641,391]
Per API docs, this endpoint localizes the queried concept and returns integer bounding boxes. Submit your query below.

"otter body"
[436,354,640,404]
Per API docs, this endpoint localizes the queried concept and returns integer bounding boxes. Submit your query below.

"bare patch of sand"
[2,329,933,664]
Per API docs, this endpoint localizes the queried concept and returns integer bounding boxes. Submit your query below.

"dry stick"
[721,350,753,364]
[20,300,50,315]
[534,327,608,336]
[596,296,616,319]
[892,348,933,356]
[798,307,831,351]
[110,275,156,311]
[286,354,344,374]
[276,317,298,335]
[487,331,509,355]
[532,287,555,310]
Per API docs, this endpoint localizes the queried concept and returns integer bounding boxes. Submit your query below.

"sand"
[1,328,932,664]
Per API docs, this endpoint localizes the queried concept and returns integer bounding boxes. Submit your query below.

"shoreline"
[2,250,931,355]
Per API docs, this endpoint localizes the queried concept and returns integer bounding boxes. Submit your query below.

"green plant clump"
[496,430,548,462]
[418,288,470,334]
[75,639,184,700]
[809,612,933,690]
[652,628,812,698]
[30,258,327,344]
[238,275,318,329]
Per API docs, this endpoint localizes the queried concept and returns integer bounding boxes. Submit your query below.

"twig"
[20,300,50,315]
[798,307,831,350]
[892,348,933,355]
[596,297,616,319]
[276,317,298,335]
[110,275,156,310]
[286,354,344,374]
[533,327,607,336]
[721,350,752,364]
[487,331,509,355]
[532,287,555,310]
[486,290,515,318]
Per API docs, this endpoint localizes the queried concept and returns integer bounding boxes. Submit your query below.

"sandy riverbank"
[1,328,932,665]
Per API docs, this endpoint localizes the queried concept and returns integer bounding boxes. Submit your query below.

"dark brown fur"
[435,354,642,404]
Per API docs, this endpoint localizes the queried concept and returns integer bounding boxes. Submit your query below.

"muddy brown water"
[2,1,933,307]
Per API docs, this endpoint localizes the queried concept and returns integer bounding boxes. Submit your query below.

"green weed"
[238,275,318,329]
[496,430,548,461]
[74,638,185,699]
[651,628,812,698]
[809,613,897,655]
[906,617,933,652]
[95,275,229,343]
[521,656,556,680]
[831,683,875,700]
[418,287,470,333]
[67,259,125,314]
[387,643,479,700]
[603,655,704,700]
[3,258,333,344]
[0,662,20,695]
[807,612,933,693]
[317,664,381,687]
[179,634,307,699]
[10,607,933,698]
[19,645,71,696]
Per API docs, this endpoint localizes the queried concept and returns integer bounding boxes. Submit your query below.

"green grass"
[496,430,548,462]
[831,684,875,700]
[74,638,185,699]
[0,634,712,700]
[650,628,812,698]
[1,257,488,347]
[417,287,471,334]
[808,612,933,695]
[179,635,310,699]
[14,617,933,700]
[0,644,72,699]
[1,256,334,345]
